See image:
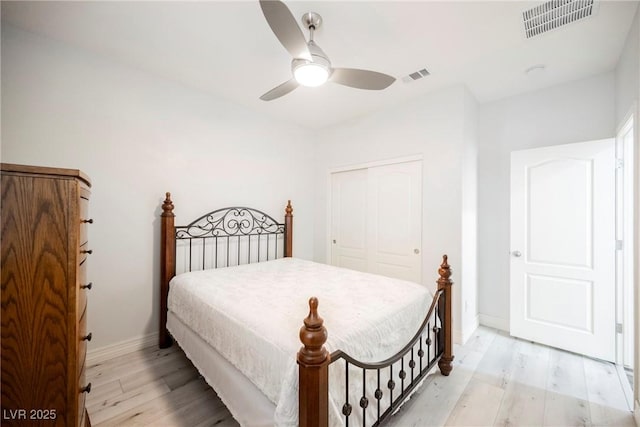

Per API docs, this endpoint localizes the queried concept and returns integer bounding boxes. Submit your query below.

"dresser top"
[1,163,91,187]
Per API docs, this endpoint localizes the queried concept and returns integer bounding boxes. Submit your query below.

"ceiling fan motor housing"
[291,41,331,71]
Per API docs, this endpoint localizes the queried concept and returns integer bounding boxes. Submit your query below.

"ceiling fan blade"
[259,79,299,101]
[259,0,311,60]
[330,68,396,90]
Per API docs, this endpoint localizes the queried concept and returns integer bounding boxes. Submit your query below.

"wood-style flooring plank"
[119,350,192,392]
[97,379,218,427]
[85,378,123,409]
[444,377,504,426]
[545,347,589,400]
[543,347,591,426]
[88,346,182,387]
[493,339,549,426]
[88,378,172,425]
[144,389,230,427]
[162,362,203,391]
[543,392,590,427]
[472,331,517,390]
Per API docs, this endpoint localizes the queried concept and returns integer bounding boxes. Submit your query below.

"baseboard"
[478,313,509,332]
[87,332,158,365]
[454,315,481,345]
[454,328,463,344]
[461,315,480,344]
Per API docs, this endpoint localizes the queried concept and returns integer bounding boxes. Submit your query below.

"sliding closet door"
[331,168,368,272]
[368,161,422,282]
[331,160,422,283]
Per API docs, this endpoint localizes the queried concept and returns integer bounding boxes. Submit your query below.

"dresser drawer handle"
[81,249,93,255]
[82,333,92,342]
[82,218,94,224]
[80,383,92,394]
[81,282,93,290]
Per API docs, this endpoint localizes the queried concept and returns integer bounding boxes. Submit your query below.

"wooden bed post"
[284,200,293,257]
[160,192,176,349]
[437,255,454,376]
[297,297,329,427]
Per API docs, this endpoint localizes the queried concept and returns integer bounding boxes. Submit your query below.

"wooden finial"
[298,297,329,366]
[162,192,175,217]
[285,200,293,217]
[438,254,451,282]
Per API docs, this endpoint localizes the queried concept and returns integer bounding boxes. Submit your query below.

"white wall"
[461,89,479,339]
[1,25,316,350]
[477,72,616,330]
[313,85,479,343]
[616,7,639,127]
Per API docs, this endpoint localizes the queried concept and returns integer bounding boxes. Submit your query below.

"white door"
[331,168,368,272]
[367,161,422,282]
[510,139,615,362]
[331,160,422,283]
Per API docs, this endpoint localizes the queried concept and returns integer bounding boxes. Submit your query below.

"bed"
[158,193,453,427]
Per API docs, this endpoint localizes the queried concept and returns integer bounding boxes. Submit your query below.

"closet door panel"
[331,169,368,272]
[368,161,422,283]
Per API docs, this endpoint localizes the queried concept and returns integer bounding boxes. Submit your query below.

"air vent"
[402,68,430,84]
[523,0,596,39]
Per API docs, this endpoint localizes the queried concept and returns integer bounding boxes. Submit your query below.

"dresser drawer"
[79,189,91,246]
[80,224,89,247]
[78,349,91,426]
[78,259,89,316]
[78,371,88,427]
[79,242,92,265]
[78,306,88,380]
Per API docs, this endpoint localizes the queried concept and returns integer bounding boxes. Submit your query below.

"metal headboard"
[175,206,286,272]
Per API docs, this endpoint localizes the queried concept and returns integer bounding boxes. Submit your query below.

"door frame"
[615,109,635,370]
[325,154,423,265]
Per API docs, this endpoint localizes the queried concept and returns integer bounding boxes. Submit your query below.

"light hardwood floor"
[86,327,635,426]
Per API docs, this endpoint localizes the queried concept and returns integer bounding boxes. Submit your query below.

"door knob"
[414,248,420,254]
[512,250,522,257]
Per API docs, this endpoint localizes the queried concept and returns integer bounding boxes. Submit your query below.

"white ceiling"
[2,1,638,129]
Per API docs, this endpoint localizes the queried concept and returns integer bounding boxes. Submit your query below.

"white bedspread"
[168,257,433,426]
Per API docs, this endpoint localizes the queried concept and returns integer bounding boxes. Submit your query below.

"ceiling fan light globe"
[293,62,329,87]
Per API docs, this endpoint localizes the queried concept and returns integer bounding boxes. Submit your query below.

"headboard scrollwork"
[176,207,285,239]
[175,205,288,272]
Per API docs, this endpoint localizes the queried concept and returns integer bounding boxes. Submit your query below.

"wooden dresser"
[1,164,93,427]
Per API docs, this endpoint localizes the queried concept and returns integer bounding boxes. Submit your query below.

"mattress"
[167,257,433,426]
[167,311,276,426]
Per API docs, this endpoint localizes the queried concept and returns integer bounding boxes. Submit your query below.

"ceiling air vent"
[402,68,430,84]
[523,0,596,39]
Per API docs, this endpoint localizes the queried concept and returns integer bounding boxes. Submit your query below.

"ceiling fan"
[258,0,396,101]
